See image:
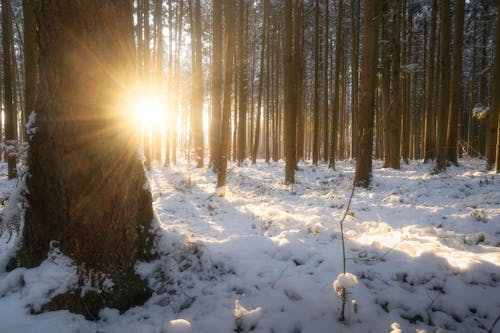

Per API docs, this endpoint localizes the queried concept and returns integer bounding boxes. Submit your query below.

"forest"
[0,0,499,332]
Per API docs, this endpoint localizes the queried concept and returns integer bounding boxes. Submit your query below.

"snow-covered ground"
[0,159,499,333]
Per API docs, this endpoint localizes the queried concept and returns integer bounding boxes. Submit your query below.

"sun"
[129,93,164,128]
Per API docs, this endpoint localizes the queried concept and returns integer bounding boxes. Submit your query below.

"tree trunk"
[312,0,321,165]
[329,0,343,169]
[210,0,223,170]
[435,0,451,172]
[217,0,235,194]
[1,0,17,178]
[283,0,297,184]
[493,1,500,172]
[423,0,437,162]
[446,0,464,166]
[354,0,379,187]
[350,0,360,159]
[389,0,401,169]
[237,0,248,164]
[23,0,154,316]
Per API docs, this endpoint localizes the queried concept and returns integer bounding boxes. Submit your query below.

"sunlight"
[129,93,164,128]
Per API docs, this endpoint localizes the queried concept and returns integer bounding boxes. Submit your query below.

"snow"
[1,158,499,332]
[333,272,359,294]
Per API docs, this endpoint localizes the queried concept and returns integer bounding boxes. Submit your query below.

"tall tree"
[354,0,379,187]
[329,0,343,169]
[23,0,154,315]
[1,0,17,178]
[252,0,269,165]
[217,0,235,194]
[23,0,38,141]
[237,0,248,164]
[283,0,298,183]
[191,0,204,167]
[389,0,401,169]
[435,0,451,172]
[493,0,500,173]
[423,0,437,162]
[446,0,464,166]
[312,0,321,165]
[487,1,500,169]
[351,0,360,159]
[210,0,223,170]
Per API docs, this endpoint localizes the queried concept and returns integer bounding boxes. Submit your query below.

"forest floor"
[0,158,499,333]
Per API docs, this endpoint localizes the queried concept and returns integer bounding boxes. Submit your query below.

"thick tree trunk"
[23,0,154,316]
[493,1,500,173]
[354,0,379,187]
[312,0,321,166]
[389,0,401,169]
[423,0,437,162]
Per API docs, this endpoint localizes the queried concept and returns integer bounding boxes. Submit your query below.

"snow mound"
[234,299,262,332]
[163,319,192,333]
[333,272,359,294]
[390,322,402,333]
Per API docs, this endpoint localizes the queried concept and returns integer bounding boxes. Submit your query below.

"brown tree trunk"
[210,0,223,170]
[217,0,235,193]
[23,0,154,315]
[322,0,330,163]
[435,0,451,172]
[329,0,343,169]
[283,0,297,184]
[354,0,379,187]
[446,0,464,166]
[487,2,499,168]
[389,0,401,169]
[192,0,204,167]
[1,0,17,178]
[312,0,321,165]
[493,1,500,172]
[351,0,360,159]
[423,0,437,162]
[237,0,248,164]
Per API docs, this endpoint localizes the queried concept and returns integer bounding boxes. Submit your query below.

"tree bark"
[354,0,379,187]
[435,0,451,172]
[210,0,223,170]
[23,0,154,315]
[446,0,464,166]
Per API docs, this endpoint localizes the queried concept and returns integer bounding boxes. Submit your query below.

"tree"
[23,0,38,141]
[190,0,204,168]
[22,0,154,316]
[1,0,17,179]
[423,0,437,163]
[237,0,248,165]
[312,0,321,165]
[283,0,298,184]
[329,0,343,169]
[389,0,401,169]
[210,0,223,170]
[217,0,235,194]
[354,0,379,187]
[446,0,464,166]
[494,0,500,173]
[435,0,451,172]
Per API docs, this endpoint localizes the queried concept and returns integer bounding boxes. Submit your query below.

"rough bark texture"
[423,0,437,162]
[354,0,379,187]
[389,0,401,169]
[237,0,248,164]
[23,0,154,315]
